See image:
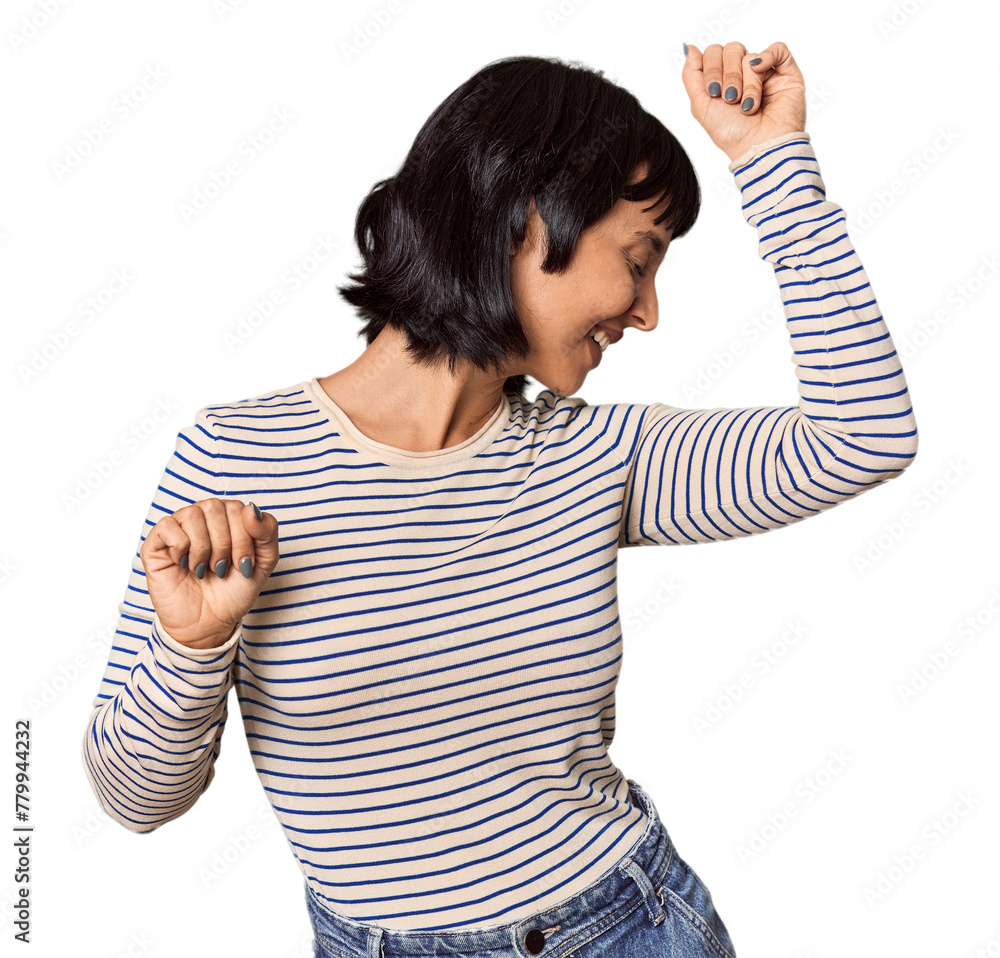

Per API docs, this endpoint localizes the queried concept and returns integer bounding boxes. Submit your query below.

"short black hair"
[336,55,701,403]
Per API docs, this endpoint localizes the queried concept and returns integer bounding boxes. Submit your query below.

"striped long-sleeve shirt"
[81,131,918,931]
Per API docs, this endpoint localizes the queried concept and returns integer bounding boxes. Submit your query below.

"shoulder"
[534,387,660,428]
[530,389,679,463]
[191,377,318,439]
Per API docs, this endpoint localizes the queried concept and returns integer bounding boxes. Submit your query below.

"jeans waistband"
[304,777,676,957]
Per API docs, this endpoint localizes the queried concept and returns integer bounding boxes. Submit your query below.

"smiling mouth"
[589,329,611,352]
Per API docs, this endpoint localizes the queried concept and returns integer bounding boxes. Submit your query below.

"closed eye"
[624,252,645,278]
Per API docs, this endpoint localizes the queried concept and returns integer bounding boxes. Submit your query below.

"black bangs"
[336,55,702,403]
[619,110,701,239]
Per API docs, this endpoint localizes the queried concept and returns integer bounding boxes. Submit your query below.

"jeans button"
[523,929,546,954]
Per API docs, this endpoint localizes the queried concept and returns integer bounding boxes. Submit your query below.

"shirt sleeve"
[618,131,919,548]
[80,408,242,833]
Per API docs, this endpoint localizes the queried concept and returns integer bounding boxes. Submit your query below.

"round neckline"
[304,377,510,467]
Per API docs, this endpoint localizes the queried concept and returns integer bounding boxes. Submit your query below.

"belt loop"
[618,856,666,926]
[368,926,384,958]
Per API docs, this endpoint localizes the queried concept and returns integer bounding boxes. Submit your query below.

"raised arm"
[619,131,918,547]
[80,413,241,832]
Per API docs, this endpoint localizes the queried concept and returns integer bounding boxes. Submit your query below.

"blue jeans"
[304,778,737,958]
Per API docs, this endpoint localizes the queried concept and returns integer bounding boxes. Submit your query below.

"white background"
[2,0,998,956]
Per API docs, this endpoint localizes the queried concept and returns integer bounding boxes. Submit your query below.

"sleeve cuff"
[728,133,824,233]
[728,131,811,173]
[151,612,241,664]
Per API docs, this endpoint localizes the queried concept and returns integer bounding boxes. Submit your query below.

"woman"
[81,42,918,958]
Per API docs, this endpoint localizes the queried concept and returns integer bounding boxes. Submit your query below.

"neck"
[318,325,508,452]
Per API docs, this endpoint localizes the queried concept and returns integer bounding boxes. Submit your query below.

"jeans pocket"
[657,845,737,958]
[304,894,351,958]
[311,929,355,958]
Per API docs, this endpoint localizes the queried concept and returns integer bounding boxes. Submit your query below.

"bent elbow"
[839,412,920,482]
[881,419,920,477]
[80,726,175,835]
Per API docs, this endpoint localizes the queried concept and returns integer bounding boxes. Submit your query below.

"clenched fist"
[681,40,808,162]
[140,498,280,649]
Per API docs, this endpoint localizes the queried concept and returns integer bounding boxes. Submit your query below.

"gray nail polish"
[742,97,754,112]
[195,562,207,579]
[240,557,253,578]
[216,558,228,578]
[749,57,762,65]
[251,501,262,521]
[725,86,737,101]
[180,554,188,570]
[708,81,721,96]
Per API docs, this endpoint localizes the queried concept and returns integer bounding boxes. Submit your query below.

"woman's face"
[508,162,673,396]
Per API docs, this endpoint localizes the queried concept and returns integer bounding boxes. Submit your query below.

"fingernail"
[741,97,754,112]
[195,562,207,579]
[250,501,262,521]
[240,556,253,578]
[180,554,188,570]
[725,86,737,101]
[709,81,721,96]
[683,42,688,56]
[749,57,762,65]
[216,558,228,578]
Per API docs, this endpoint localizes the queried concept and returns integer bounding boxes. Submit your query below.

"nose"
[622,280,658,333]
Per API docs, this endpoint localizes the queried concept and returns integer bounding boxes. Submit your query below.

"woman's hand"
[140,499,281,649]
[681,40,807,163]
